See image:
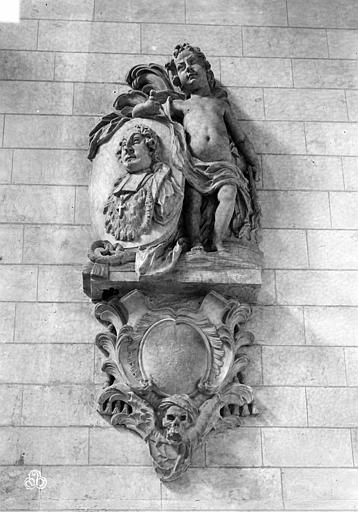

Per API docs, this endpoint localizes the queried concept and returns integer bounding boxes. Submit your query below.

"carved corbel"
[94,290,258,481]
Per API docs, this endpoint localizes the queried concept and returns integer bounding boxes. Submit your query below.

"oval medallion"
[140,318,209,396]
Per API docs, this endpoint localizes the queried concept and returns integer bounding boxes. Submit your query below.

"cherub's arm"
[132,90,184,121]
[132,90,162,118]
[224,106,261,181]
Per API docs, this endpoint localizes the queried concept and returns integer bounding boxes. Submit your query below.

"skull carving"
[159,394,198,445]
[162,405,191,443]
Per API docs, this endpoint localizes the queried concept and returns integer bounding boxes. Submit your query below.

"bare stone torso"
[173,95,233,162]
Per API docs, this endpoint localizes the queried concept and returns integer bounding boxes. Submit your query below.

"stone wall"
[1,0,358,509]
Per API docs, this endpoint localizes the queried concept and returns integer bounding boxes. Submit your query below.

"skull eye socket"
[166,414,175,421]
[180,414,187,421]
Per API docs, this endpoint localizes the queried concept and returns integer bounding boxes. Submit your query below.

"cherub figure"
[133,43,261,253]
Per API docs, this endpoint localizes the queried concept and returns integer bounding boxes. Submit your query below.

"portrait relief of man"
[104,123,183,243]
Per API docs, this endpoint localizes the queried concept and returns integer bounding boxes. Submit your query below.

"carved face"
[175,50,209,94]
[119,132,153,173]
[162,405,191,444]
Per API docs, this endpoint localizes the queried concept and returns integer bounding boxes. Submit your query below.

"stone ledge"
[83,245,262,303]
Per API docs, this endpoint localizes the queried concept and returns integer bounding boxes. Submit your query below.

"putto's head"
[117,124,160,173]
[166,42,215,94]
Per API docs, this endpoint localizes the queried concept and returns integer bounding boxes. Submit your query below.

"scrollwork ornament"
[94,289,258,481]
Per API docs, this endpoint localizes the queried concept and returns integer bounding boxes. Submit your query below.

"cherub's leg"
[214,184,236,252]
[184,185,203,250]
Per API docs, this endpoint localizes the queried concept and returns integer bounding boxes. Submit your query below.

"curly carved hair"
[116,124,161,164]
[166,42,216,92]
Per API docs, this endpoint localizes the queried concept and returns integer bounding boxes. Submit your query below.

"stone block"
[12,149,90,185]
[206,428,262,467]
[0,466,40,510]
[73,82,127,115]
[293,59,358,89]
[0,50,54,80]
[21,384,99,426]
[260,191,330,229]
[244,27,327,58]
[0,426,88,465]
[21,0,94,19]
[0,225,23,263]
[0,20,37,50]
[186,0,287,26]
[263,346,346,386]
[0,149,13,183]
[221,57,292,87]
[307,230,358,269]
[282,468,358,510]
[248,305,305,345]
[262,428,353,467]
[38,20,140,53]
[347,91,358,121]
[0,265,37,301]
[227,87,265,120]
[142,24,242,56]
[238,345,262,386]
[75,185,90,224]
[306,122,358,156]
[288,0,358,28]
[0,385,22,425]
[161,467,283,510]
[0,185,75,223]
[352,430,358,466]
[55,52,170,83]
[257,270,276,306]
[0,81,73,115]
[4,114,97,149]
[264,88,347,122]
[343,157,358,190]
[94,349,104,384]
[89,427,152,465]
[15,302,98,343]
[328,29,358,59]
[331,192,358,228]
[95,0,185,22]
[304,306,358,346]
[23,225,91,264]
[262,229,308,269]
[307,387,358,426]
[241,387,307,427]
[345,348,358,386]
[242,121,306,154]
[0,114,4,140]
[276,270,358,306]
[262,155,344,190]
[0,344,93,384]
[37,265,86,302]
[0,303,15,343]
[40,466,161,510]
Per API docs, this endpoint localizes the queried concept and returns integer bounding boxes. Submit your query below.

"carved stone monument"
[83,43,263,481]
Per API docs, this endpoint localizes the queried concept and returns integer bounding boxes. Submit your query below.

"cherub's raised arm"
[224,106,261,181]
[132,90,162,118]
[132,90,184,121]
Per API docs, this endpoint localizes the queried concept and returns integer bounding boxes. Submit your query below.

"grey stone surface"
[1,1,358,507]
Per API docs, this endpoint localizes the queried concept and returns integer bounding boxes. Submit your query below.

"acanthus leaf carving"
[94,290,258,481]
